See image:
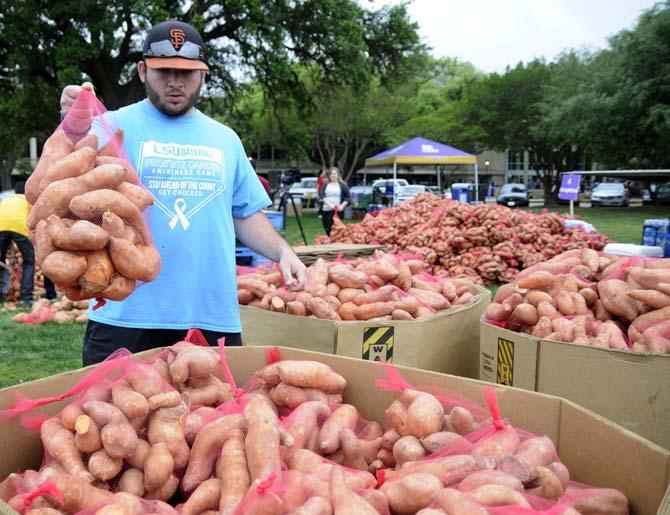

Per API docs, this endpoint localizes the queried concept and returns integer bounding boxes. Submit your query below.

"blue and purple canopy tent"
[363,137,480,202]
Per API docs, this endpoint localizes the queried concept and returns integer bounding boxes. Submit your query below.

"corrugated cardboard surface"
[0,346,668,514]
[243,285,490,378]
[293,243,384,265]
[479,319,670,450]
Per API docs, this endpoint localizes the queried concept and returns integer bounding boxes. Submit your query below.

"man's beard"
[145,79,201,117]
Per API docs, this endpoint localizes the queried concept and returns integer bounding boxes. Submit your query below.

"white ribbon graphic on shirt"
[169,198,190,230]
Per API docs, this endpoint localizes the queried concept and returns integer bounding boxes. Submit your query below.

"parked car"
[288,177,318,206]
[371,178,409,194]
[656,182,670,204]
[393,184,428,205]
[642,189,652,204]
[497,183,530,207]
[590,182,629,207]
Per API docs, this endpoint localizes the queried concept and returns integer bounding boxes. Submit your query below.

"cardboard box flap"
[479,318,539,390]
[557,399,670,515]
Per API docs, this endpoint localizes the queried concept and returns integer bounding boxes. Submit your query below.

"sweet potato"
[435,488,488,515]
[28,164,127,229]
[46,216,109,251]
[380,473,442,515]
[79,250,114,294]
[144,474,179,502]
[60,403,84,431]
[41,251,87,287]
[405,390,444,437]
[100,274,136,301]
[181,413,245,492]
[284,401,331,454]
[598,280,638,321]
[352,285,396,305]
[517,271,555,290]
[328,264,368,289]
[329,466,378,515]
[628,266,670,290]
[117,469,145,497]
[169,345,219,384]
[41,418,95,483]
[307,297,340,320]
[420,431,463,454]
[183,375,233,406]
[144,442,175,493]
[511,303,538,326]
[459,470,523,492]
[472,427,520,464]
[34,220,55,266]
[467,484,531,507]
[88,449,123,481]
[69,188,151,244]
[181,478,221,515]
[628,289,670,309]
[243,397,282,484]
[320,404,358,454]
[39,469,113,513]
[116,182,153,211]
[393,436,425,467]
[215,430,250,515]
[337,301,357,321]
[74,414,102,453]
[526,290,554,307]
[125,439,151,470]
[337,287,365,303]
[106,237,160,283]
[44,146,97,184]
[26,130,74,204]
[354,301,395,320]
[285,300,306,316]
[514,436,556,467]
[271,360,346,394]
[409,288,450,311]
[95,155,140,185]
[448,406,476,436]
[567,486,629,515]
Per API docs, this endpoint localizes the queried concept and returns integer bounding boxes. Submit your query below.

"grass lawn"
[0,310,85,388]
[529,204,669,244]
[0,204,666,389]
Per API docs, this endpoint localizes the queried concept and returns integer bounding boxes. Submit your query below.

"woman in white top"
[318,167,351,236]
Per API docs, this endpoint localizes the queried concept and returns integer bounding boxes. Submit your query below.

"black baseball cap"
[142,20,208,71]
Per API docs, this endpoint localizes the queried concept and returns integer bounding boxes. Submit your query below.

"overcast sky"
[367,0,658,72]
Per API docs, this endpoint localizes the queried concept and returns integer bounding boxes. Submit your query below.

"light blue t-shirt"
[89,100,270,332]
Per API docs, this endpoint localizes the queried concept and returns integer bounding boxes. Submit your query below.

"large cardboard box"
[242,285,490,378]
[0,347,669,514]
[479,319,670,449]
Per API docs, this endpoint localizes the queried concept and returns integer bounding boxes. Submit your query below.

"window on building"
[507,151,524,171]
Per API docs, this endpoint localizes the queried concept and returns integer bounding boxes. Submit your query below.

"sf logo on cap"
[170,28,186,50]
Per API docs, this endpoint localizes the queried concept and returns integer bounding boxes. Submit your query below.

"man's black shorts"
[83,320,242,366]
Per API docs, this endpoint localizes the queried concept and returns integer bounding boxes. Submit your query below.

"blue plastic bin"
[452,186,470,204]
[642,219,670,257]
[263,210,284,232]
[235,246,270,267]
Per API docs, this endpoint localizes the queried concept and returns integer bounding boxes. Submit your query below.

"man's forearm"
[233,211,293,262]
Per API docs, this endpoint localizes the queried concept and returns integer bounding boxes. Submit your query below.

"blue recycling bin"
[642,219,670,257]
[452,186,470,204]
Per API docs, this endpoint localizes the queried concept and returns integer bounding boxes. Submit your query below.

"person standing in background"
[0,182,35,308]
[318,167,350,236]
[316,169,328,218]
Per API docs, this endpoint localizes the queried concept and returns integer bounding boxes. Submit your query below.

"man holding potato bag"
[59,20,306,364]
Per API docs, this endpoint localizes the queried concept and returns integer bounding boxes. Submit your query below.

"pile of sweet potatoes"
[0,341,629,514]
[485,249,670,354]
[237,251,478,321]
[9,297,90,325]
[317,194,610,285]
[25,129,160,302]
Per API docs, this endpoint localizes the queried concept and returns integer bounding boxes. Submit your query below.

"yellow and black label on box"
[362,326,394,362]
[497,337,514,385]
